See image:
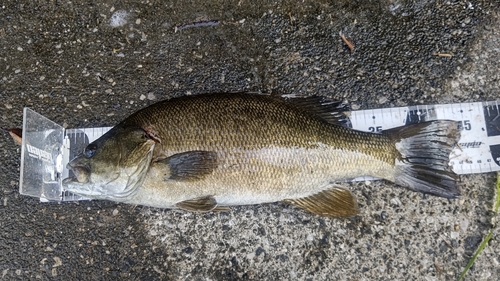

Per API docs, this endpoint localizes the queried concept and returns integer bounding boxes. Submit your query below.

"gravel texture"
[0,0,499,280]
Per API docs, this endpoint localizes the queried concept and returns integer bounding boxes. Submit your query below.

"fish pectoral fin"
[176,195,221,212]
[159,150,217,181]
[284,187,358,218]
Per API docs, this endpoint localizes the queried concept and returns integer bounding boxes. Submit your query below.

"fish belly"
[129,146,395,208]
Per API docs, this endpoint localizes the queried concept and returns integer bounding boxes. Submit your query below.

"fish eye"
[83,143,98,158]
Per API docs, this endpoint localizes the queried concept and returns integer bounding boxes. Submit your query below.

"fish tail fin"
[385,120,461,198]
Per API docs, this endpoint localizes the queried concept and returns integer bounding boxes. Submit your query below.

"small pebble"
[378,96,388,104]
[53,257,62,267]
[110,10,128,27]
[147,92,156,100]
[390,198,401,206]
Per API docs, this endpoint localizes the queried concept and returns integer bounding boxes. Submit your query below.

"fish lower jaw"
[62,179,96,197]
[63,187,97,197]
[63,186,133,201]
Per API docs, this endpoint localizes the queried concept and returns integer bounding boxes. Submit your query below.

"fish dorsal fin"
[281,95,352,128]
[176,195,221,212]
[158,151,218,181]
[284,187,358,217]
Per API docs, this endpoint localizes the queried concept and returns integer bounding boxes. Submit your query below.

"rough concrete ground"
[0,0,499,280]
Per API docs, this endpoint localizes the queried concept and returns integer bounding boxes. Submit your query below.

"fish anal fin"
[176,195,220,212]
[158,150,217,181]
[213,206,230,212]
[284,187,358,218]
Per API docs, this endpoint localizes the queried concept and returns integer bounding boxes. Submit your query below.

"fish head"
[62,126,156,201]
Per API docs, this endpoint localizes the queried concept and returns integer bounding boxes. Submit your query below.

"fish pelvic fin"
[284,186,358,218]
[176,195,228,212]
[385,120,461,198]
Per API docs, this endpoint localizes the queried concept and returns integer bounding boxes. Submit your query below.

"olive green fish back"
[121,93,398,165]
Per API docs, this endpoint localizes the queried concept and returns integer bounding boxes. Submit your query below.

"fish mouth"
[64,162,90,184]
[62,163,96,197]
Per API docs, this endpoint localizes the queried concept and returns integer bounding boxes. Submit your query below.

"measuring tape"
[349,100,500,175]
[19,100,500,202]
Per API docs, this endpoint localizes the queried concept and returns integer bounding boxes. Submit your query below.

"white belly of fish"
[126,145,395,208]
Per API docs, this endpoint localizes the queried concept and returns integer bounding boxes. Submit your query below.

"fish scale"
[126,94,398,162]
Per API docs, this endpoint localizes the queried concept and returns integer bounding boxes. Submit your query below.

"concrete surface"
[1,0,499,280]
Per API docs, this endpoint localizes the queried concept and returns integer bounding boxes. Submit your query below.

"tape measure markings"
[349,101,500,175]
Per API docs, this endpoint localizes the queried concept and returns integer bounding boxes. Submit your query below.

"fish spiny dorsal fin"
[281,94,352,128]
[284,186,358,217]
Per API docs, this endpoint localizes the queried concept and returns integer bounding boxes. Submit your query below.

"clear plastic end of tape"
[19,108,111,202]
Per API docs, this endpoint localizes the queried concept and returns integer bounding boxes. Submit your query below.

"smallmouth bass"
[63,93,460,217]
